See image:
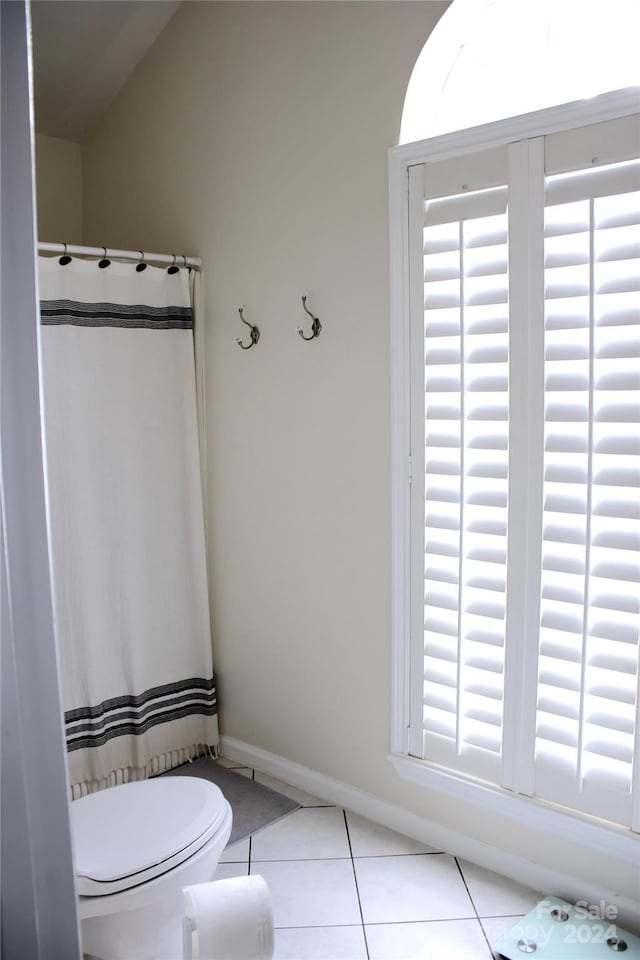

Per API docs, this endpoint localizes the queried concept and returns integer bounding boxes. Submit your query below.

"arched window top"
[401,0,640,144]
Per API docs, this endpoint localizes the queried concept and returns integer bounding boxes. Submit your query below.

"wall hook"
[297,295,322,341]
[236,307,260,349]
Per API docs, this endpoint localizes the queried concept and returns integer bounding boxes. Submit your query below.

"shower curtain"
[38,256,219,797]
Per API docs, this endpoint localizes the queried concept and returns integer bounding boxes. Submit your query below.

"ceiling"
[31,0,182,143]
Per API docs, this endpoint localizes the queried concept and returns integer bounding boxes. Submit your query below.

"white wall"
[80,0,638,906]
[35,133,82,243]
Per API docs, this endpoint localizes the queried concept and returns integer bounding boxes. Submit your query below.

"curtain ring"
[167,254,179,275]
[136,250,147,272]
[99,246,111,269]
[59,242,71,266]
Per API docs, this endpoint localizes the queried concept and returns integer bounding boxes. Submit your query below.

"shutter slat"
[537,721,578,749]
[589,683,636,706]
[545,162,640,206]
[425,565,458,585]
[424,187,507,227]
[539,641,581,666]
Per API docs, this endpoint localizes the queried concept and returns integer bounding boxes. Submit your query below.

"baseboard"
[220,735,640,933]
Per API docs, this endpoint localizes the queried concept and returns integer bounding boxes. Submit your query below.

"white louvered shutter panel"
[535,117,640,827]
[418,147,510,782]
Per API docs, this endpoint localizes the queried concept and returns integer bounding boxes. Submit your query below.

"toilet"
[70,776,232,960]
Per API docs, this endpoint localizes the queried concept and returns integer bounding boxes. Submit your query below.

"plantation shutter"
[408,110,639,829]
[535,117,640,828]
[415,146,511,782]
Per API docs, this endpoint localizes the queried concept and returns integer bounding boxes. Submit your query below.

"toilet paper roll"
[183,875,274,960]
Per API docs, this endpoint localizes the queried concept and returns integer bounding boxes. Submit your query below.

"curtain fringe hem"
[69,742,219,800]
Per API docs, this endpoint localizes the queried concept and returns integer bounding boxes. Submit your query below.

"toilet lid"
[71,777,229,896]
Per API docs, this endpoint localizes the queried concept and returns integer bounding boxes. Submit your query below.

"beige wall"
[82,0,444,794]
[35,133,82,243]
[81,0,636,902]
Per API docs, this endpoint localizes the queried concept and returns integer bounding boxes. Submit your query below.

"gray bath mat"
[160,758,300,845]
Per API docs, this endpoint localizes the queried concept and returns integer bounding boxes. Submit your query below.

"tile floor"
[215,758,543,959]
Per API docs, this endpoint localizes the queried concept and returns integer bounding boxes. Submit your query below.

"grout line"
[247,768,256,875]
[353,851,446,859]
[454,857,496,959]
[453,857,480,916]
[251,855,352,863]
[249,852,445,863]
[274,917,486,929]
[343,810,370,960]
[363,916,481,925]
[478,919,500,960]
[272,923,376,931]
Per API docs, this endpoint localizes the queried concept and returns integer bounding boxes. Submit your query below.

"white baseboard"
[220,735,640,933]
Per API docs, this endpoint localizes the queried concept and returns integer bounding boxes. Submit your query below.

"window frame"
[389,86,640,856]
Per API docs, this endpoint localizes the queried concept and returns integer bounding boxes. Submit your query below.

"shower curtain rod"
[38,242,201,270]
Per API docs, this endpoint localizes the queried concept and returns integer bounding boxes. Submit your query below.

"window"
[390,91,640,834]
[400,0,640,144]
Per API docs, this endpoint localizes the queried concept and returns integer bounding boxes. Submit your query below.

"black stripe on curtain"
[40,299,193,330]
[65,676,217,752]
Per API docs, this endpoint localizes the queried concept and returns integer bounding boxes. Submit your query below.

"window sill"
[389,752,639,867]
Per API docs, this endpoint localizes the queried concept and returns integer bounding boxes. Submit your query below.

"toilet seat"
[71,777,229,896]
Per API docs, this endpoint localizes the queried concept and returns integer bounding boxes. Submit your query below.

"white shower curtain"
[38,256,219,797]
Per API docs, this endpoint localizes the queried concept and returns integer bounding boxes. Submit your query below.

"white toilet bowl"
[70,776,232,960]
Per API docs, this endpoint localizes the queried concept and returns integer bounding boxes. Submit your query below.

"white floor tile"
[366,918,493,959]
[355,854,474,924]
[274,925,368,959]
[250,859,361,928]
[345,811,439,857]
[457,859,542,917]
[251,807,350,861]
[254,771,334,807]
[219,837,251,863]
[213,861,249,880]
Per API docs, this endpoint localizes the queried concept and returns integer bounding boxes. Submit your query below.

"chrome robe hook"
[298,296,322,340]
[236,307,260,349]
